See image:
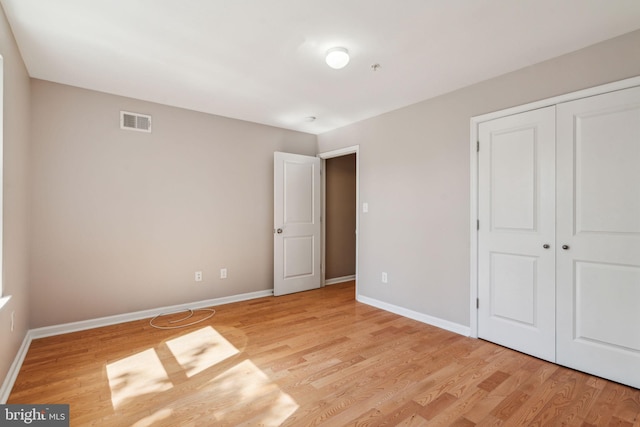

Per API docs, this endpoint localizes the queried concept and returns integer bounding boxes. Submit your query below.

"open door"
[274,152,321,296]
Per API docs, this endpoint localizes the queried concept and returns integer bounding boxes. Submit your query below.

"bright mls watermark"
[0,405,69,426]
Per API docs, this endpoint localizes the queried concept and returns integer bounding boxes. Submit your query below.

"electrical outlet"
[220,268,227,279]
[195,271,203,282]
[381,272,388,283]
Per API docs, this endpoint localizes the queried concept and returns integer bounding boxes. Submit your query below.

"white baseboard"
[356,294,471,337]
[30,289,273,339]
[0,331,33,403]
[324,275,356,286]
[0,289,273,401]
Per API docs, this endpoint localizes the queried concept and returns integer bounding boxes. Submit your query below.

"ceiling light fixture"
[325,47,350,69]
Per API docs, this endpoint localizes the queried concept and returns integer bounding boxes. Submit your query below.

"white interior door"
[478,106,556,362]
[274,152,321,296]
[556,86,640,389]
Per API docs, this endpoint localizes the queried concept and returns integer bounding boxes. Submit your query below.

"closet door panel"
[574,105,640,234]
[478,106,556,362]
[557,85,640,389]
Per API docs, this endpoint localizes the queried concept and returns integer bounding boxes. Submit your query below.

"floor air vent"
[120,111,152,132]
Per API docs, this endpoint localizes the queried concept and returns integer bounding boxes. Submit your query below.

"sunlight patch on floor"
[246,390,299,426]
[106,326,298,423]
[106,348,172,409]
[199,359,299,425]
[131,408,173,427]
[165,326,239,377]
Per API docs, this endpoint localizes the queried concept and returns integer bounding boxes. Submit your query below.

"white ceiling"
[3,1,640,135]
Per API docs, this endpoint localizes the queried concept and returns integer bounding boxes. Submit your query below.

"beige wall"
[0,4,31,392]
[3,12,640,392]
[318,29,640,328]
[325,154,356,280]
[29,81,316,327]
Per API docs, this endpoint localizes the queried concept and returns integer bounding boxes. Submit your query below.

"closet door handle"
[562,245,570,250]
[543,244,550,249]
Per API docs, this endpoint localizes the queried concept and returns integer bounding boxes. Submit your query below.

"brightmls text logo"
[1,405,69,426]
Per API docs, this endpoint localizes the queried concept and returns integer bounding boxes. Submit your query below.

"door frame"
[469,75,640,338]
[318,145,360,295]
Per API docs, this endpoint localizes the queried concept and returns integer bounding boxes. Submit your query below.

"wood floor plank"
[7,282,640,426]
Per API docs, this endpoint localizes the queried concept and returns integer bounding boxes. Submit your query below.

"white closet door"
[478,106,556,362]
[556,86,640,389]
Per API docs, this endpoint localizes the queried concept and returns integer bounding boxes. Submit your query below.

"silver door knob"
[562,244,570,250]
[276,228,283,234]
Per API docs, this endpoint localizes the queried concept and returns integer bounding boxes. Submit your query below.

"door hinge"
[477,219,479,230]
[476,298,479,309]
[477,141,480,152]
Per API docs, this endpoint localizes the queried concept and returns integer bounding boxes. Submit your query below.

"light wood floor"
[9,282,640,426]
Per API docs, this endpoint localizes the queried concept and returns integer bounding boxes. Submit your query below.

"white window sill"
[0,295,11,312]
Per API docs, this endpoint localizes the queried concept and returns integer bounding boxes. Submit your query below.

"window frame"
[0,54,4,300]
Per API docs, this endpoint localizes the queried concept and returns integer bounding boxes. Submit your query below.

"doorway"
[319,146,359,292]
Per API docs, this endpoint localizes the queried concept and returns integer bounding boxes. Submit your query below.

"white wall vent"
[120,111,152,132]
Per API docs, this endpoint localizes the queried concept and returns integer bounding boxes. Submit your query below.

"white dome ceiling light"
[325,47,350,69]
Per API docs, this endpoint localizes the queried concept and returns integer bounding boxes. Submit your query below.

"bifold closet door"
[478,106,556,362]
[556,86,640,389]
